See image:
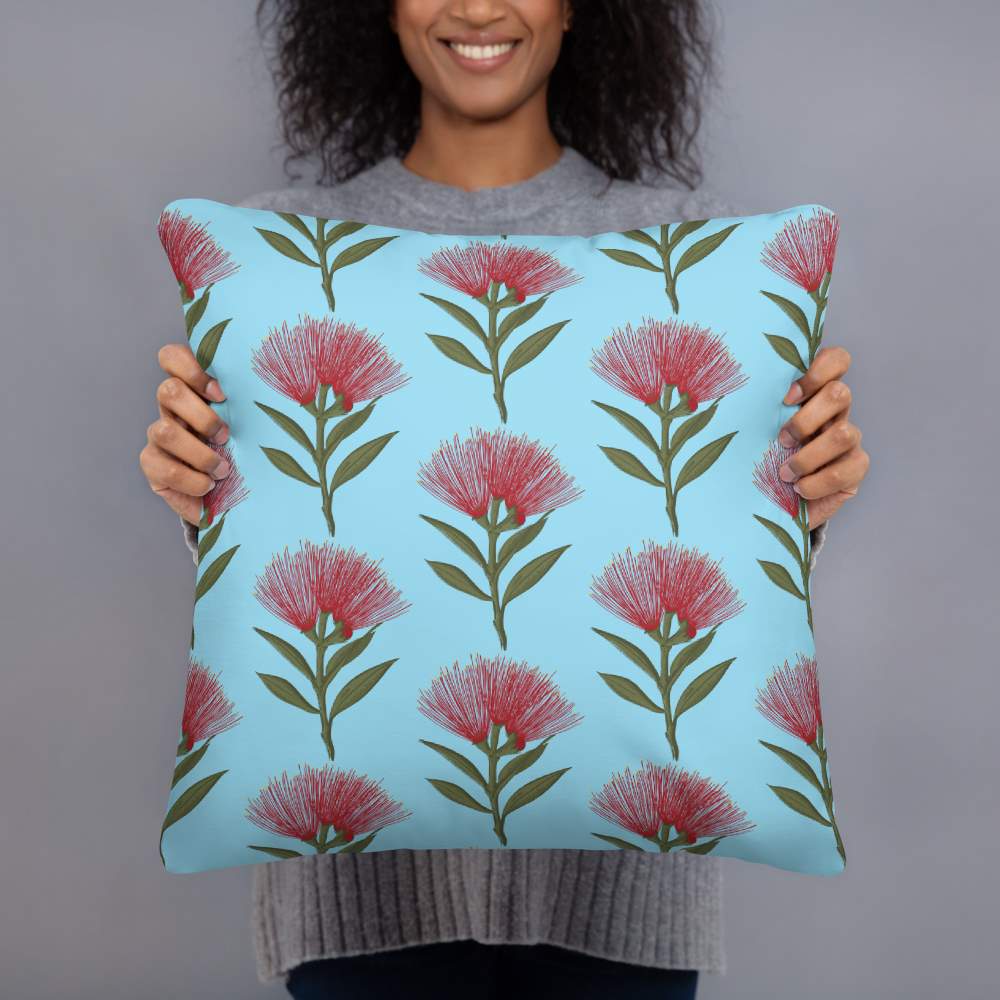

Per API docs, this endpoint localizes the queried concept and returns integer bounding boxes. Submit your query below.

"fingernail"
[211,425,229,445]
[793,482,804,495]
[784,382,803,404]
[212,459,230,480]
[778,428,796,448]
[206,380,226,402]
[778,463,798,482]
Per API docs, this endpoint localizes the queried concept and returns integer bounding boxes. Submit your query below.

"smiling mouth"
[442,39,521,66]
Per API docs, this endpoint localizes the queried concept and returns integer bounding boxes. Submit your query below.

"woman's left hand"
[776,345,869,530]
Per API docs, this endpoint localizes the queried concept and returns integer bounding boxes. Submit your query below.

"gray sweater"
[181,149,828,982]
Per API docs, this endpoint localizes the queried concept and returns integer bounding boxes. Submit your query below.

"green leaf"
[758,559,806,599]
[764,333,808,373]
[684,837,722,855]
[420,515,487,570]
[591,628,660,685]
[497,295,548,346]
[754,514,804,565]
[673,223,740,278]
[621,228,661,250]
[593,400,659,456]
[761,291,812,341]
[673,432,736,493]
[322,400,375,460]
[667,401,718,457]
[501,544,570,607]
[599,446,663,486]
[760,741,824,794]
[257,673,319,713]
[497,740,548,792]
[261,447,320,487]
[161,770,227,835]
[196,517,224,562]
[253,627,313,681]
[592,832,644,851]
[668,627,717,678]
[501,320,570,380]
[496,515,547,572]
[674,658,735,718]
[667,220,708,249]
[427,778,491,813]
[426,334,491,373]
[421,740,488,790]
[322,629,376,687]
[598,673,663,713]
[194,544,238,602]
[502,767,570,818]
[249,844,303,860]
[330,235,397,272]
[768,784,831,826]
[255,227,318,267]
[427,560,491,601]
[194,319,229,370]
[276,212,315,241]
[255,401,315,457]
[420,293,488,342]
[184,288,209,339]
[329,432,395,491]
[171,741,209,788]
[321,220,365,249]
[338,831,377,854]
[598,248,661,272]
[330,659,397,717]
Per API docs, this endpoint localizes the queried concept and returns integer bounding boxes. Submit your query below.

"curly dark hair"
[256,0,714,188]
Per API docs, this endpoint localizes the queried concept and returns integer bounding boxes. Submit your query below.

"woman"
[140,2,868,997]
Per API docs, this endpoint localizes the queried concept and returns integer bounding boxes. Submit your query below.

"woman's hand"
[139,343,230,525]
[776,346,869,530]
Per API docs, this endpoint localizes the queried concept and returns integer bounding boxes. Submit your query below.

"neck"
[403,88,562,191]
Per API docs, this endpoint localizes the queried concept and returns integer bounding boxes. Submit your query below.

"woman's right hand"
[139,343,231,525]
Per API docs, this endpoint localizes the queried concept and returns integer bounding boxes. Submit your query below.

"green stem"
[312,612,335,760]
[314,385,336,536]
[659,225,680,314]
[799,506,813,632]
[814,728,846,863]
[485,499,508,649]
[485,282,508,422]
[808,287,828,364]
[316,219,335,312]
[658,386,679,536]
[486,723,508,845]
[657,623,681,760]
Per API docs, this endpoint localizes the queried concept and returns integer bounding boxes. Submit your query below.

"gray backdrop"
[2,2,997,998]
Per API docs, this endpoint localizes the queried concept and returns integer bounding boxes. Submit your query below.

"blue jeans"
[286,941,698,999]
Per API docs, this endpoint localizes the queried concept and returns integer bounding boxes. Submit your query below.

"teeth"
[450,41,516,61]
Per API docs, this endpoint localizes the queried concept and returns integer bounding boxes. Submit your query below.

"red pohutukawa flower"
[756,653,823,745]
[180,658,241,752]
[202,442,250,525]
[246,765,409,844]
[252,315,408,409]
[419,241,581,302]
[761,208,840,293]
[753,439,801,519]
[254,542,408,637]
[305,541,410,639]
[418,429,581,525]
[592,541,744,637]
[592,318,748,411]
[592,762,755,845]
[157,210,239,301]
[418,655,581,750]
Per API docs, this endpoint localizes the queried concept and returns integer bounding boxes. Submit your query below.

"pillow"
[155,198,846,875]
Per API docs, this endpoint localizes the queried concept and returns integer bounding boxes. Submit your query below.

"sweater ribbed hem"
[252,850,724,983]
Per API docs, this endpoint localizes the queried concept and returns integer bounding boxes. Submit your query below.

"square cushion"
[156,198,845,875]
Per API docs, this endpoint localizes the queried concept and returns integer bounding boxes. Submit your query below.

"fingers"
[158,342,226,402]
[146,414,230,478]
[156,375,228,444]
[783,346,851,404]
[140,438,219,501]
[148,483,204,526]
[779,378,852,447]
[792,446,870,503]
[777,419,861,484]
[805,491,857,531]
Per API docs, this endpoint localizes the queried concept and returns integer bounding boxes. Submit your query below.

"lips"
[447,40,518,61]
